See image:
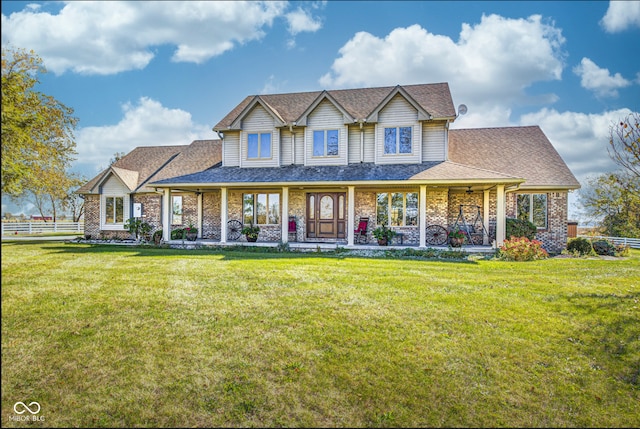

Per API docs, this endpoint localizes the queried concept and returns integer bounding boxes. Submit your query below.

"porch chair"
[288,216,297,242]
[354,216,369,244]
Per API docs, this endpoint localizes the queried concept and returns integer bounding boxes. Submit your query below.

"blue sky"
[2,1,639,221]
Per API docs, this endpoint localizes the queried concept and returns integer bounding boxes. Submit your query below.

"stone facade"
[84,187,569,251]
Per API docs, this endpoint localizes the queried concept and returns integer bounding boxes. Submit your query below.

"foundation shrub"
[567,237,593,256]
[499,237,549,261]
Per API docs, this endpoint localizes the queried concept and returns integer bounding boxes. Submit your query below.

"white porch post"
[281,186,289,243]
[347,185,355,247]
[220,187,228,243]
[496,185,506,247]
[419,185,427,248]
[483,189,490,245]
[162,188,171,241]
[197,192,203,238]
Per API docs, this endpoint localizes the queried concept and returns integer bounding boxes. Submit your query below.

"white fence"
[578,235,640,249]
[1,222,84,235]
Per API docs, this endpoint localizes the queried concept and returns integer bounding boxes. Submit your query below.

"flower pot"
[377,238,389,246]
[246,235,258,242]
[449,237,464,247]
[186,232,197,241]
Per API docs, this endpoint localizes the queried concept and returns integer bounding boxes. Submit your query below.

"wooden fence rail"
[1,222,84,235]
[577,235,640,249]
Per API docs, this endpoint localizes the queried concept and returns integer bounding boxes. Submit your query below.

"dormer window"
[247,132,272,159]
[384,126,412,155]
[313,129,339,157]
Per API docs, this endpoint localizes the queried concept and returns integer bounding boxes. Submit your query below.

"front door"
[306,192,346,239]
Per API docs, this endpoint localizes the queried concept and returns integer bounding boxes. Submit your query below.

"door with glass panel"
[306,192,346,239]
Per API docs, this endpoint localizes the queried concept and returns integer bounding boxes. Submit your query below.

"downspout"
[359,120,365,163]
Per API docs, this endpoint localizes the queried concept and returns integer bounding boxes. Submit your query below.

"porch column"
[281,186,289,243]
[197,192,203,238]
[162,188,171,242]
[347,186,355,246]
[496,184,506,247]
[419,185,427,248]
[483,189,490,245]
[220,187,228,243]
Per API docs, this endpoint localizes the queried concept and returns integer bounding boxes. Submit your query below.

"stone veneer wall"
[202,191,221,239]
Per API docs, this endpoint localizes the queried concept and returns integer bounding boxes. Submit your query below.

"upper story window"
[313,129,339,157]
[105,196,124,224]
[247,132,272,159]
[517,193,547,229]
[384,127,412,155]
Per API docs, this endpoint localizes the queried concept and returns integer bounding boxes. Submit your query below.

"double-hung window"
[517,193,547,228]
[376,192,418,226]
[247,132,272,159]
[313,129,339,157]
[384,126,412,155]
[105,196,124,224]
[243,193,280,225]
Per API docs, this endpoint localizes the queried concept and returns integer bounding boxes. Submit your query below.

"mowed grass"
[1,242,639,428]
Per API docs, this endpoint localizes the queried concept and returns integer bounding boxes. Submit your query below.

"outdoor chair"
[288,216,297,242]
[354,217,369,244]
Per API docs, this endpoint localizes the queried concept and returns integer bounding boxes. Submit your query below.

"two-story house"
[78,82,580,252]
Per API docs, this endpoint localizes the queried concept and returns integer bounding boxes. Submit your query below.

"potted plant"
[241,224,260,242]
[448,227,465,247]
[184,222,198,241]
[372,224,396,246]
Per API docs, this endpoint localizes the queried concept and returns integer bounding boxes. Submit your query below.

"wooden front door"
[306,192,346,239]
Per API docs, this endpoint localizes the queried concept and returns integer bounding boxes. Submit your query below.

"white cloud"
[573,57,631,98]
[1,1,288,75]
[600,0,640,32]
[320,15,566,124]
[285,7,322,36]
[75,97,211,173]
[519,107,632,184]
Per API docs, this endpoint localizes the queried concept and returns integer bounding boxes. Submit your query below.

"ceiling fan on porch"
[465,186,473,195]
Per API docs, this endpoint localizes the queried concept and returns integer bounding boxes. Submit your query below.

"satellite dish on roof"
[457,104,468,116]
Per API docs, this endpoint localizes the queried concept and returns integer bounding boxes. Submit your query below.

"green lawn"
[2,242,639,428]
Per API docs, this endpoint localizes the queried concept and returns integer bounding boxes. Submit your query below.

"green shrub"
[592,239,616,256]
[506,218,537,240]
[171,228,185,240]
[615,244,631,257]
[567,237,593,256]
[499,237,548,261]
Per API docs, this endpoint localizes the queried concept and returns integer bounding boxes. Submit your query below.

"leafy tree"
[579,172,640,237]
[21,170,85,222]
[608,112,640,182]
[1,47,78,197]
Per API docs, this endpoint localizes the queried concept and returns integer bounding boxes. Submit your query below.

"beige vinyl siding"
[422,121,447,161]
[100,174,130,230]
[363,124,376,163]
[294,128,304,165]
[222,131,240,167]
[305,99,348,166]
[348,123,376,163]
[376,94,421,164]
[280,128,293,165]
[240,105,279,168]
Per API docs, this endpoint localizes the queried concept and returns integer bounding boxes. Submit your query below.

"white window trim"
[101,194,128,230]
[377,191,419,227]
[243,193,281,225]
[247,132,273,160]
[383,126,413,156]
[312,129,340,158]
[517,193,548,229]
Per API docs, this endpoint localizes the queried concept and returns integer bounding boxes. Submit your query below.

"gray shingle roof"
[151,161,521,187]
[214,83,456,130]
[449,126,580,189]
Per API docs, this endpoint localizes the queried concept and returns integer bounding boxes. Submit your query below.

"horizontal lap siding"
[422,122,446,161]
[305,100,348,166]
[376,95,421,164]
[347,124,376,163]
[241,105,279,168]
[223,131,240,167]
[280,129,293,166]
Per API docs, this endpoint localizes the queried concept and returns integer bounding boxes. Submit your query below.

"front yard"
[1,242,639,427]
